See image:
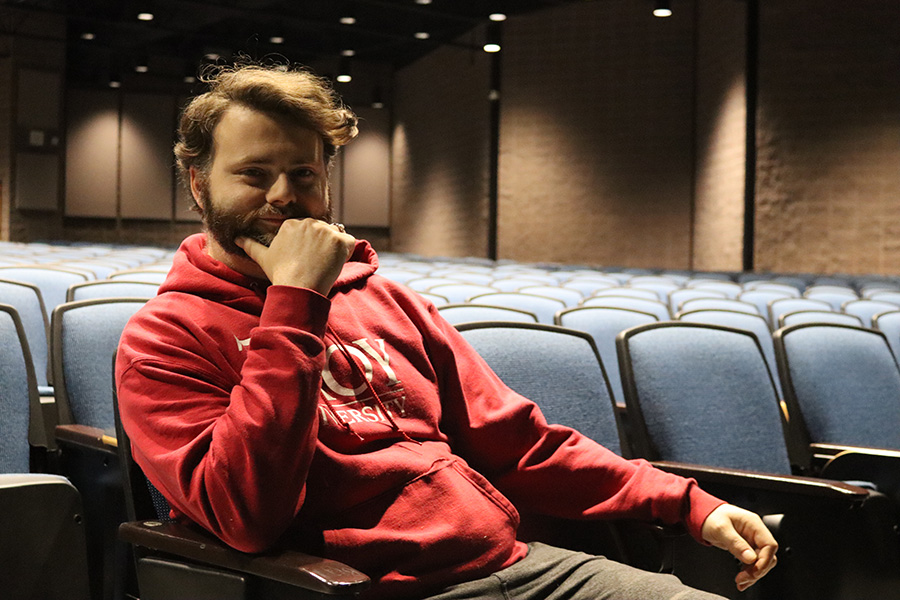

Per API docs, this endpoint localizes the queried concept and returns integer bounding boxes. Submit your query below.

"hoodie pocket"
[320,458,520,583]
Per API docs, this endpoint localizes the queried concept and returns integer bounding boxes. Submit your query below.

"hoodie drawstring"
[324,325,418,444]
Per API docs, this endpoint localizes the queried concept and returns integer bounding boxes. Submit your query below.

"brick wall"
[692,0,747,272]
[755,0,900,275]
[498,0,696,268]
[391,37,492,258]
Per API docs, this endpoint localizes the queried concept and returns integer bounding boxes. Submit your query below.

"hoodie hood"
[160,232,379,304]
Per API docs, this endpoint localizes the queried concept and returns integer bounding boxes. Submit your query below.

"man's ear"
[189,166,205,210]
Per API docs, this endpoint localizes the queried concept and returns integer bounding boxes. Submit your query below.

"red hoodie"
[116,233,722,599]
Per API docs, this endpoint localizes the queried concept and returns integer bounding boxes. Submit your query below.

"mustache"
[252,205,313,220]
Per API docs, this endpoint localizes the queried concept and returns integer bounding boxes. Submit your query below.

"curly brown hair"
[174,62,358,188]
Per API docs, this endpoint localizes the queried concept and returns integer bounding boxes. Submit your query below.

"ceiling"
[11,0,578,91]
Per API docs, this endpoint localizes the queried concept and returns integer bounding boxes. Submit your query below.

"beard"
[197,184,334,259]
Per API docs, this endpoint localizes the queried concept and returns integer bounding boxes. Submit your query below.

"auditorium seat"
[0,302,91,599]
[618,321,900,599]
[438,303,538,325]
[555,306,657,407]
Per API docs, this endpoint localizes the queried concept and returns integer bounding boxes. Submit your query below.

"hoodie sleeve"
[116,286,330,553]
[419,302,723,542]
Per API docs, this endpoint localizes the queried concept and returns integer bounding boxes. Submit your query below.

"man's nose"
[266,173,297,206]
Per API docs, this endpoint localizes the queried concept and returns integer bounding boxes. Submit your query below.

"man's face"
[192,105,331,258]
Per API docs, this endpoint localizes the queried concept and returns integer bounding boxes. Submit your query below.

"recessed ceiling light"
[184,75,196,83]
[372,101,384,109]
[80,32,96,41]
[137,12,154,21]
[340,16,356,25]
[269,36,284,44]
[414,31,430,40]
[653,8,672,17]
[336,74,352,83]
[415,0,432,4]
[205,52,221,61]
[109,79,121,89]
[135,65,149,73]
[489,13,507,22]
[483,43,501,53]
[341,49,356,57]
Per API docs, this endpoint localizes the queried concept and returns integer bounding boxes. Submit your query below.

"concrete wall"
[498,1,696,268]
[754,0,900,276]
[692,0,747,272]
[391,38,492,258]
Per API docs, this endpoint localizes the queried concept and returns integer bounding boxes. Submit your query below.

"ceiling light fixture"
[414,31,430,40]
[415,0,432,4]
[269,35,284,44]
[137,12,154,21]
[109,77,121,89]
[341,49,356,57]
[489,13,507,22]
[653,0,672,17]
[337,57,352,83]
[80,32,96,41]
[340,16,356,25]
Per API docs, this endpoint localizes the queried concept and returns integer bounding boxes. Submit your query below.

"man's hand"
[700,504,778,592]
[236,219,356,295]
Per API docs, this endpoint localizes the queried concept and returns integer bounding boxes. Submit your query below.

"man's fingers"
[235,236,265,262]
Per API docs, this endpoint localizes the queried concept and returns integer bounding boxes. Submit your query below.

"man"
[116,63,776,600]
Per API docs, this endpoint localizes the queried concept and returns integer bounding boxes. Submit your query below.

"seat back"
[842,299,899,327]
[108,270,169,284]
[779,310,862,328]
[457,322,622,454]
[51,298,149,429]
[0,266,90,318]
[618,322,792,473]
[738,289,794,318]
[768,297,832,327]
[677,309,782,399]
[873,310,900,362]
[580,295,670,320]
[518,285,584,307]
[0,304,40,472]
[427,283,498,304]
[467,292,566,324]
[667,288,726,314]
[67,280,159,302]
[437,303,538,326]
[0,278,51,394]
[555,306,657,406]
[677,297,759,316]
[774,323,900,450]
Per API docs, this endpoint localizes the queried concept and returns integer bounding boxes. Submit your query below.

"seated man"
[115,62,776,600]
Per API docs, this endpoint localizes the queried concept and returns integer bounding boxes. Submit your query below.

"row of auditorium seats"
[3,243,900,599]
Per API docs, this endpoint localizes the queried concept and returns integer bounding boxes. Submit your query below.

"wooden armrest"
[651,460,869,501]
[119,520,370,596]
[55,424,118,453]
[817,449,900,496]
[811,443,900,460]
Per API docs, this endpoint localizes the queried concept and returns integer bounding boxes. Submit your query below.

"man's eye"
[292,169,315,179]
[239,168,265,179]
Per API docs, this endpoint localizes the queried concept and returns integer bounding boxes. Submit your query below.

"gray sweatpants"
[422,543,727,600]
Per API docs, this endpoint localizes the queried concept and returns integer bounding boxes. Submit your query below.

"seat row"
[458,320,900,599]
[3,293,900,599]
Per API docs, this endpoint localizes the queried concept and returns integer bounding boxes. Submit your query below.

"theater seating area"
[2,241,900,599]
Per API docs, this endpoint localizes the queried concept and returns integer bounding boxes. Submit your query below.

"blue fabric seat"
[555,306,657,406]
[438,303,538,326]
[467,292,567,324]
[457,322,621,453]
